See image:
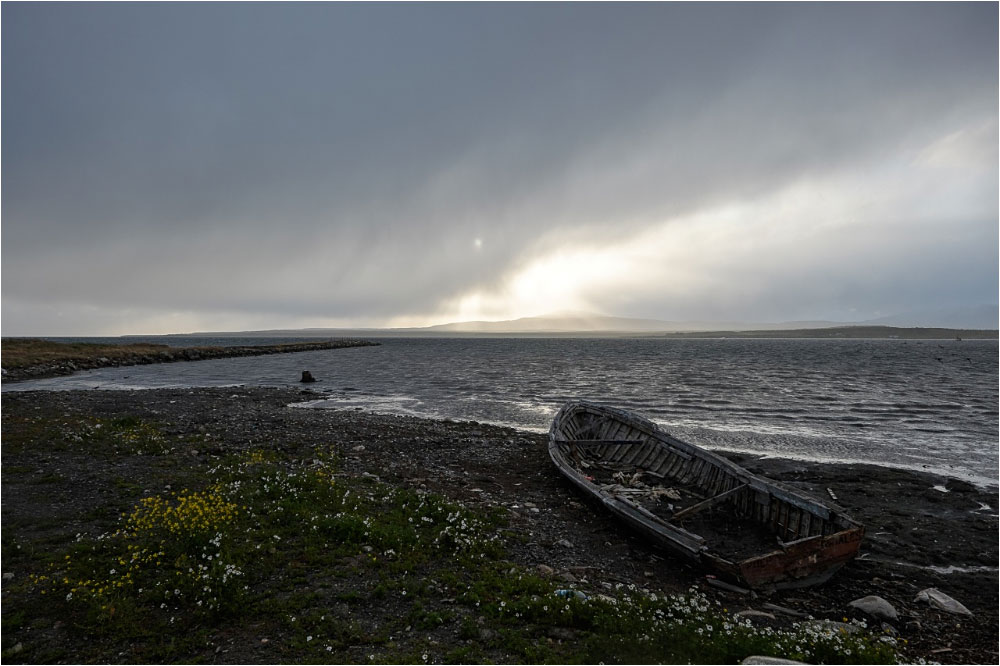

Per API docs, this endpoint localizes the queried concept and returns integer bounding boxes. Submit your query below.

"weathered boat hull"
[548,401,864,589]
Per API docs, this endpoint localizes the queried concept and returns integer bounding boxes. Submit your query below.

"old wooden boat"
[549,401,864,589]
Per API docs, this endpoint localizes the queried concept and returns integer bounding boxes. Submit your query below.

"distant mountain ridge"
[177,304,997,338]
[862,304,998,330]
[418,313,843,333]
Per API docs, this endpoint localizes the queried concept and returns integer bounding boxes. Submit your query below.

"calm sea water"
[5,337,997,486]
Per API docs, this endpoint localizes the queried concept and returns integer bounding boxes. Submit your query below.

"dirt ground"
[2,387,997,663]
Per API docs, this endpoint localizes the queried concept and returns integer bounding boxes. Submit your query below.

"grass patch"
[5,412,178,457]
[1,337,378,373]
[1,338,174,370]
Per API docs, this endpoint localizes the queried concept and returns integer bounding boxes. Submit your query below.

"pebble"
[554,538,573,549]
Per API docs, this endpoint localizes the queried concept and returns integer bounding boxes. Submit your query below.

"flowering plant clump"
[374,489,505,563]
[124,488,240,539]
[474,583,905,665]
[70,416,173,455]
[204,448,505,572]
[31,485,247,620]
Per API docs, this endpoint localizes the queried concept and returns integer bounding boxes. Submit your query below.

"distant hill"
[423,313,687,333]
[416,313,842,334]
[861,304,998,330]
[411,306,998,334]
[177,308,998,340]
[662,326,997,340]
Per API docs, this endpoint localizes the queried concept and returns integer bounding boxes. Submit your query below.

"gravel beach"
[2,387,997,663]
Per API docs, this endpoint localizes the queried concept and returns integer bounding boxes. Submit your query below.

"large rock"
[848,595,898,621]
[915,588,973,616]
[300,370,317,383]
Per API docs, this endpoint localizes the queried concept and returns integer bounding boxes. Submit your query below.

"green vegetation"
[1,338,376,375]
[1,338,174,370]
[2,413,909,664]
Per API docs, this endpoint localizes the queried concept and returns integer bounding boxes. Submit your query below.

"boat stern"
[736,526,865,589]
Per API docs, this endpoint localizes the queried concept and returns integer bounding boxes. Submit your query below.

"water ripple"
[5,337,997,485]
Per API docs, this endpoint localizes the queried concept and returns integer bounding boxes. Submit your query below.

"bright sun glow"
[428,156,975,327]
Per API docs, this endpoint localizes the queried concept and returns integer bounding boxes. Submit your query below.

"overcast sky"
[3,2,997,335]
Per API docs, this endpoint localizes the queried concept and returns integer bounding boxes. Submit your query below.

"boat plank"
[673,484,748,521]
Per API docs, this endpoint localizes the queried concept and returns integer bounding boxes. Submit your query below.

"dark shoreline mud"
[2,387,997,663]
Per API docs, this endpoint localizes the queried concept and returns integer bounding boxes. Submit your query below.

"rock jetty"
[2,339,379,381]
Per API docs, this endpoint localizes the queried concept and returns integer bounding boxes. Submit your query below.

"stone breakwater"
[1,339,379,382]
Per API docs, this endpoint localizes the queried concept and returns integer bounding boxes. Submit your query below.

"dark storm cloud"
[2,2,996,333]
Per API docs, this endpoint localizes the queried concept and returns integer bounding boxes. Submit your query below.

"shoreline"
[2,387,996,663]
[300,400,999,490]
[0,338,379,382]
[9,384,996,489]
[717,448,999,492]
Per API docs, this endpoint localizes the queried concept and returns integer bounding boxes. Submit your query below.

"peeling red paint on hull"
[737,528,865,589]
